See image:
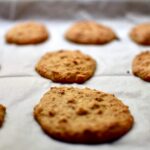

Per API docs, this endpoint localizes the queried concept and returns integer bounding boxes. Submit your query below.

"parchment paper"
[0,1,150,150]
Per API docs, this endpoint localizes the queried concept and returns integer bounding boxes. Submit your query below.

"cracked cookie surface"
[132,51,150,81]
[34,87,134,143]
[35,50,96,83]
[65,21,117,44]
[5,22,49,45]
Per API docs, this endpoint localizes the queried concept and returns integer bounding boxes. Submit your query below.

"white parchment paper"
[0,1,150,150]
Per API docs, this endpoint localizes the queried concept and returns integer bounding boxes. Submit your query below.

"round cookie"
[0,104,6,127]
[132,51,150,82]
[34,87,134,143]
[35,50,96,83]
[5,22,49,45]
[130,23,150,45]
[65,21,118,44]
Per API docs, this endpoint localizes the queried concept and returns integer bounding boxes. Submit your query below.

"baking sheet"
[0,1,150,150]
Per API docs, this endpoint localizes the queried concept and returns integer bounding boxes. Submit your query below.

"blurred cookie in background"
[0,104,6,127]
[65,21,118,45]
[130,23,150,45]
[5,22,49,45]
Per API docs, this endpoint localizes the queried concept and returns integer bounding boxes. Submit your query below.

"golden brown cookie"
[0,104,6,127]
[130,23,150,45]
[65,21,118,44]
[34,87,134,143]
[132,51,150,81]
[5,22,49,45]
[35,50,96,83]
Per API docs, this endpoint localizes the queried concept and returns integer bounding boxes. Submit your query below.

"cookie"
[35,50,96,83]
[65,21,118,44]
[34,87,134,143]
[130,23,150,45]
[132,51,150,81]
[0,104,6,127]
[5,22,49,45]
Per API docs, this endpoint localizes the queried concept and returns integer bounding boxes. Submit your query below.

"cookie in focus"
[34,87,134,143]
[35,50,96,83]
